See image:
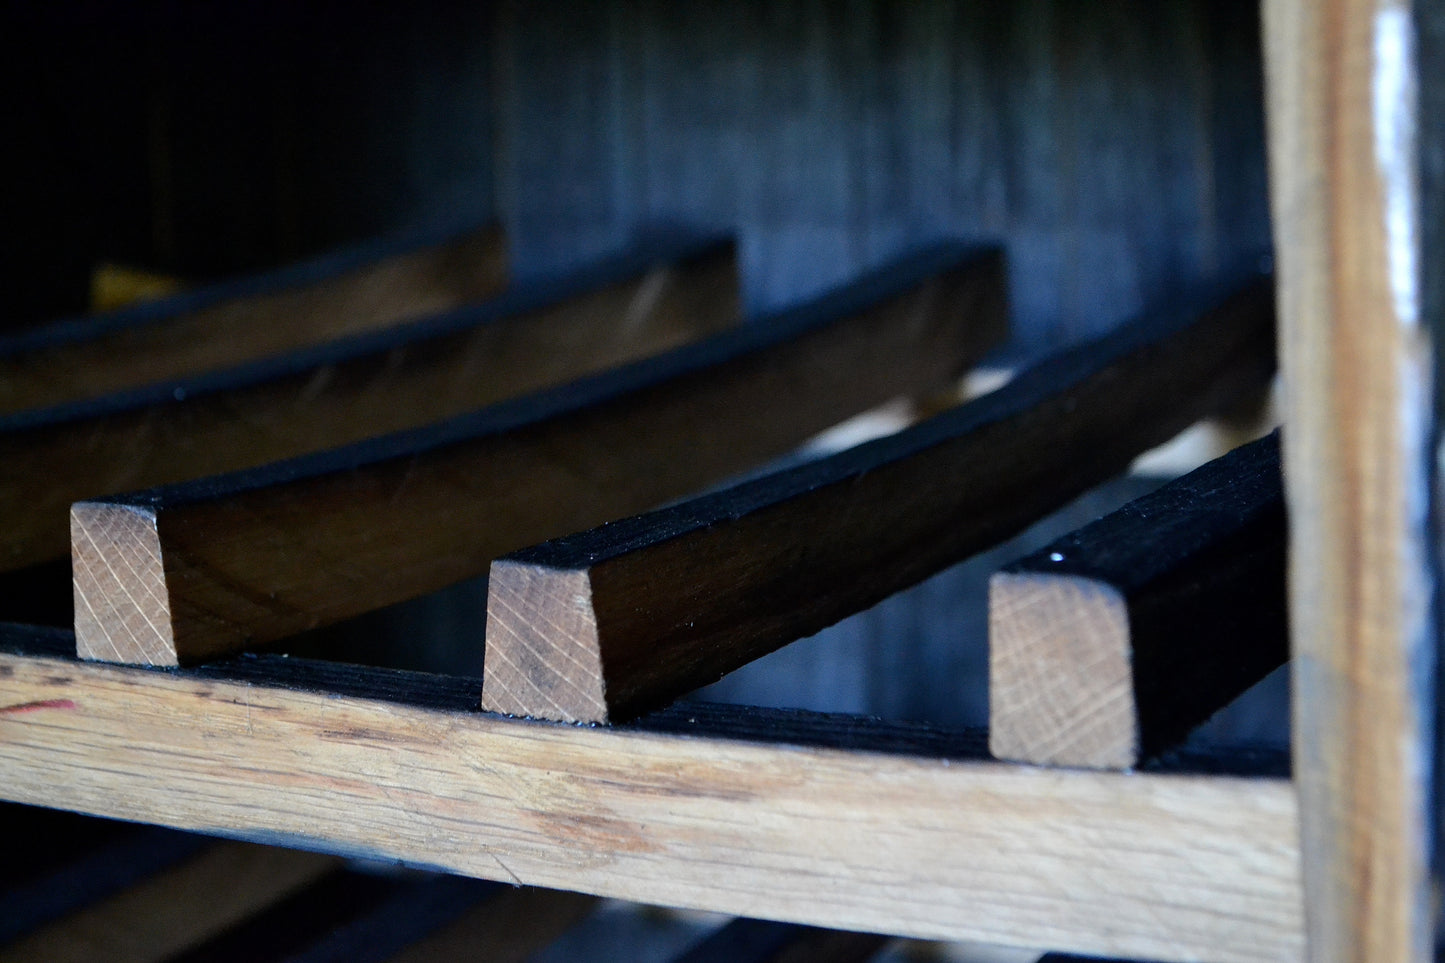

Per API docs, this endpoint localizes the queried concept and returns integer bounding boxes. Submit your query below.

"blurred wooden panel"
[0,235,738,574]
[0,223,506,415]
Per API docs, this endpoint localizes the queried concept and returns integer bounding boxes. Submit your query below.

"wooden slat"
[71,245,1006,666]
[483,276,1275,724]
[0,234,739,574]
[1262,2,1438,960]
[380,887,598,963]
[0,816,210,947]
[161,871,500,963]
[989,432,1287,770]
[2,804,138,900]
[672,918,891,963]
[0,629,1302,963]
[0,842,338,963]
[0,223,507,415]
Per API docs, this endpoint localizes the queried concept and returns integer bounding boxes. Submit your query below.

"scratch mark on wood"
[0,698,77,714]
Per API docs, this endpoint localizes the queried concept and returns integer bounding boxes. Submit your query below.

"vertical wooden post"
[1262,1,1438,959]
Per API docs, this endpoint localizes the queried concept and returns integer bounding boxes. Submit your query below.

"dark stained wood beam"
[0,842,338,963]
[379,887,598,963]
[162,871,502,963]
[0,810,211,947]
[671,918,891,963]
[0,222,507,415]
[0,234,740,574]
[71,245,1007,666]
[989,431,1287,770]
[483,275,1275,725]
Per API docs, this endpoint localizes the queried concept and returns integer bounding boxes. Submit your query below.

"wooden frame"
[1263,1,1439,959]
[0,4,1437,959]
[0,627,1300,963]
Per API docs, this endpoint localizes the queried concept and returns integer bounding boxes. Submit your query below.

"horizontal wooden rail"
[0,234,738,574]
[483,276,1275,724]
[0,222,507,415]
[990,432,1287,770]
[0,626,1300,963]
[72,245,1005,666]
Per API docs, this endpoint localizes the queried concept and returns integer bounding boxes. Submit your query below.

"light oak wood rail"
[71,245,1005,666]
[1263,2,1440,959]
[0,222,507,415]
[0,627,1301,963]
[0,235,739,574]
[483,276,1275,724]
[989,431,1286,770]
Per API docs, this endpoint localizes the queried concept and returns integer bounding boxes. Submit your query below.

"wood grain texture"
[0,223,507,415]
[672,918,890,963]
[1263,1,1437,960]
[0,635,1303,963]
[0,234,738,575]
[0,842,338,963]
[989,432,1287,770]
[72,245,1006,666]
[484,276,1275,724]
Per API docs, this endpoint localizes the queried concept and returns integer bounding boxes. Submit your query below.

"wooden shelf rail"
[1263,1,1442,959]
[483,274,1275,724]
[989,431,1287,770]
[0,625,1301,963]
[0,794,1169,962]
[0,234,741,575]
[70,244,1005,667]
[0,222,507,415]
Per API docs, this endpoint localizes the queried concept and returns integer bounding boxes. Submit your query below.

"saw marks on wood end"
[73,502,176,667]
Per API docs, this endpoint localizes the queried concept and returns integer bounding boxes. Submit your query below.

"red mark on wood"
[0,699,77,715]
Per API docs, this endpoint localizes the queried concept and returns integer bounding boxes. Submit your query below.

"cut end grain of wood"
[987,572,1136,769]
[485,562,608,723]
[73,502,176,667]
